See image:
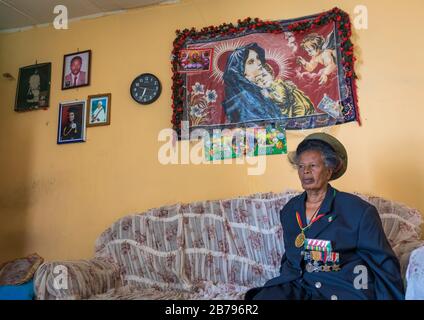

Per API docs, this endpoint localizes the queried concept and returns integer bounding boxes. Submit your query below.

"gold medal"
[323,265,331,272]
[332,264,341,272]
[311,251,321,261]
[295,232,305,248]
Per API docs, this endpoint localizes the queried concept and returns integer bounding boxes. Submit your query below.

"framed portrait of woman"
[61,50,91,90]
[86,93,111,127]
[57,100,86,144]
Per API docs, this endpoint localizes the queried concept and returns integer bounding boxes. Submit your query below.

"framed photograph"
[61,50,91,90]
[86,93,111,127]
[14,62,51,112]
[57,100,86,144]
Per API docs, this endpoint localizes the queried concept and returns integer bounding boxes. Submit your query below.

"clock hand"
[140,87,147,99]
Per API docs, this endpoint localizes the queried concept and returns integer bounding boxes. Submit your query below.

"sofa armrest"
[34,257,123,300]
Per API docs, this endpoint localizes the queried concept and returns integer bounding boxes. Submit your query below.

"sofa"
[34,190,424,300]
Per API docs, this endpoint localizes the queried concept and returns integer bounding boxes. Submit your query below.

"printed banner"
[171,8,359,139]
[204,124,287,160]
[177,48,213,73]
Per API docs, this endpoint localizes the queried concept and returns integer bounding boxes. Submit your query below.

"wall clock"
[130,73,161,105]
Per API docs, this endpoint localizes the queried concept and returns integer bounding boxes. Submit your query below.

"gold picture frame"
[86,93,111,127]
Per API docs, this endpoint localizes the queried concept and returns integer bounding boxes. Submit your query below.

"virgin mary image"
[222,42,315,124]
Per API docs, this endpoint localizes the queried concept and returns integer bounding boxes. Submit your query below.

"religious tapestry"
[171,7,359,140]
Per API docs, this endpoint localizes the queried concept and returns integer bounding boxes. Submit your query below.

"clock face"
[130,73,161,105]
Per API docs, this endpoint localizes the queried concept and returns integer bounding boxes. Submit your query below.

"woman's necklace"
[294,189,338,248]
[294,201,325,248]
[63,123,77,137]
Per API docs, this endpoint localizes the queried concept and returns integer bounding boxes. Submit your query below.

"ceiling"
[0,0,173,31]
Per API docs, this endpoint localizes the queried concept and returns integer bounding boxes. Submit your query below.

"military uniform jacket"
[247,184,405,300]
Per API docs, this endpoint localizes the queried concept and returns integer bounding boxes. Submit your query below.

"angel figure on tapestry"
[296,32,337,85]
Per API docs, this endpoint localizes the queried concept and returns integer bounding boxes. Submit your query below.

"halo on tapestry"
[171,7,359,140]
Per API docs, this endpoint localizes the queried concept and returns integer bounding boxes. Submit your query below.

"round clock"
[130,73,161,105]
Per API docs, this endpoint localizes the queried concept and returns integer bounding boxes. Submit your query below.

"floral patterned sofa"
[34,190,424,300]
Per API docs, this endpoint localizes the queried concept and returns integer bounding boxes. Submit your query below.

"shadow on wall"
[0,85,32,264]
[350,22,363,84]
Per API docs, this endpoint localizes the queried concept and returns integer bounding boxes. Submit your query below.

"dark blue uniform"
[245,184,405,300]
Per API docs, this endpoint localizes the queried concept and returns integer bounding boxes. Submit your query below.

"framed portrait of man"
[61,50,91,90]
[57,100,86,144]
[87,93,111,127]
[14,62,51,112]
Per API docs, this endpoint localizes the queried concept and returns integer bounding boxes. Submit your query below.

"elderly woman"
[245,133,404,300]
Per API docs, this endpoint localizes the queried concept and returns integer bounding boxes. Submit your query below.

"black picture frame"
[61,50,91,90]
[57,100,87,144]
[14,62,51,112]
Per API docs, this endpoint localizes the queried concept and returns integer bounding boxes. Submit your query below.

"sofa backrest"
[94,191,423,290]
[353,193,423,276]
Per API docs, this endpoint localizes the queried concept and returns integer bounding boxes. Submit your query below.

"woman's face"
[297,150,332,192]
[244,50,263,82]
[68,112,75,122]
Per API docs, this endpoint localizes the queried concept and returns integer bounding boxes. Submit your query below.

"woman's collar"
[299,184,337,215]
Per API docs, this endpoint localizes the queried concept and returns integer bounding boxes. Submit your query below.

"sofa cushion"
[88,281,250,300]
[34,258,123,300]
[0,253,43,286]
[94,192,297,289]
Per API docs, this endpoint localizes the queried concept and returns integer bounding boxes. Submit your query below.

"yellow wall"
[0,0,423,263]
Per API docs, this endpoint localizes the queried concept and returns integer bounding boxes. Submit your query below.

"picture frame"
[86,93,111,127]
[57,100,86,144]
[14,62,51,112]
[61,50,91,90]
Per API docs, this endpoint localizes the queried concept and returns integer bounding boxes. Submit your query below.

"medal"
[306,263,315,273]
[295,210,325,248]
[311,251,322,261]
[323,265,331,272]
[295,232,305,248]
[304,238,333,252]
[294,190,338,248]
[332,264,341,272]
